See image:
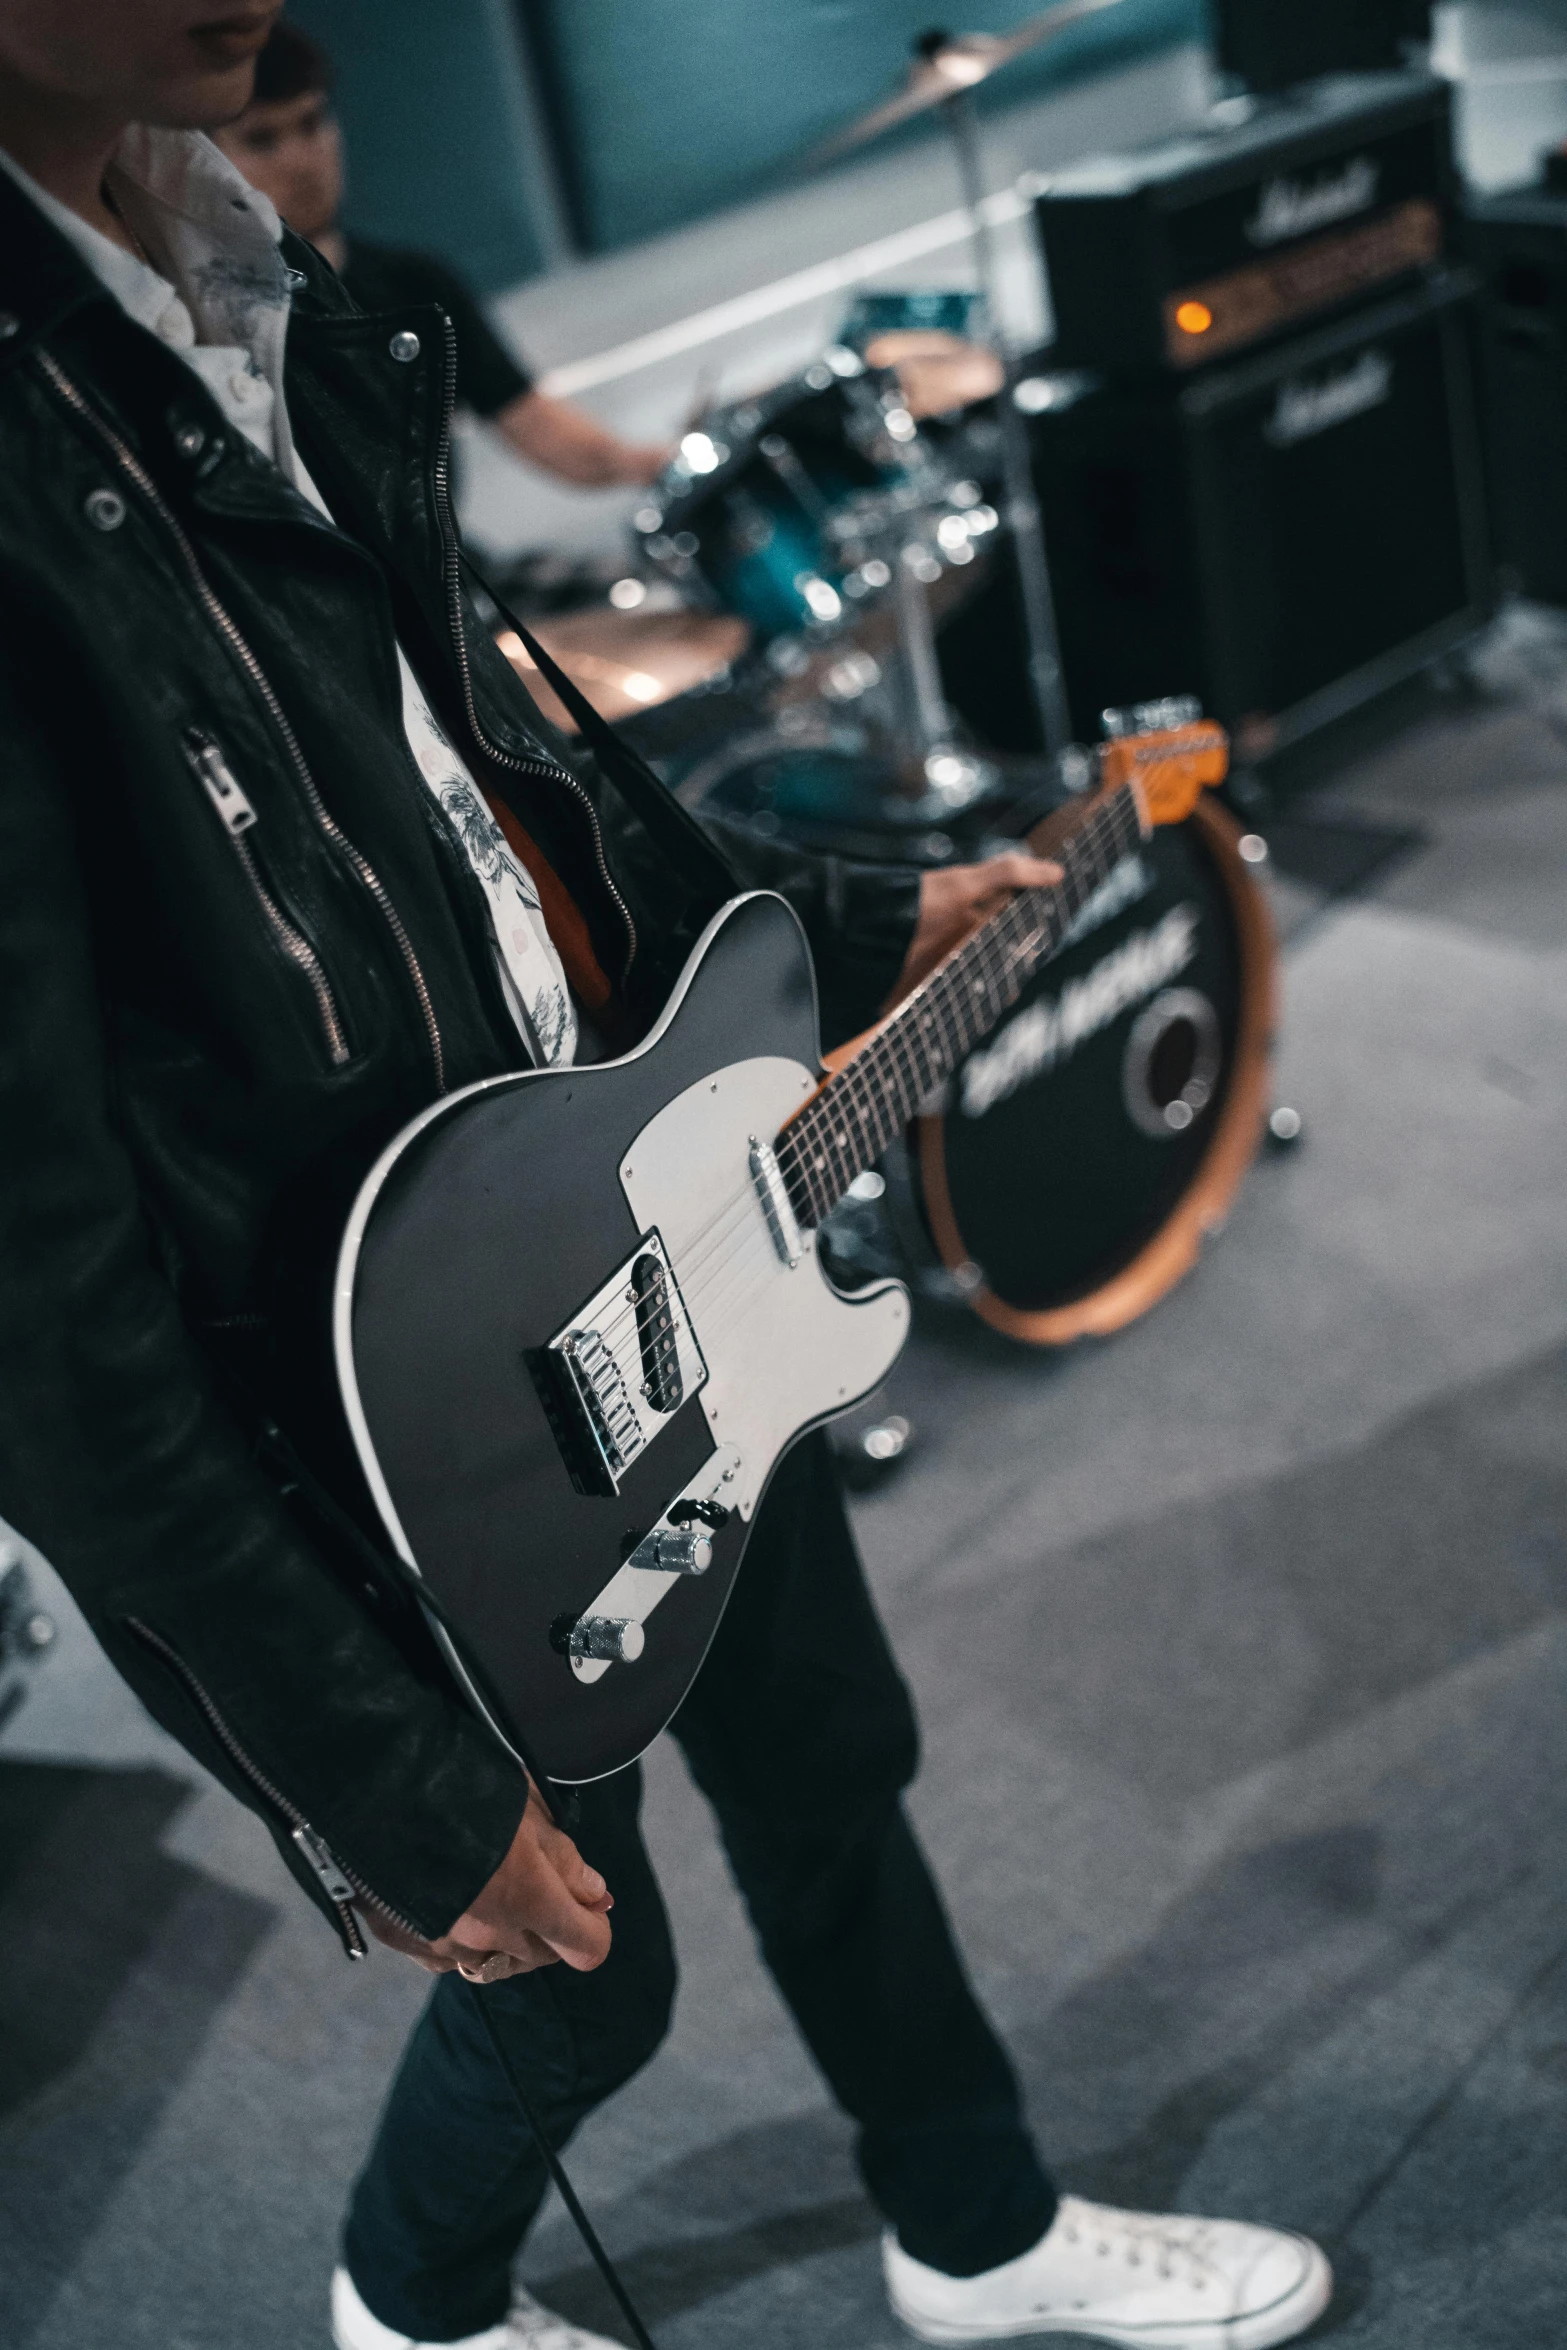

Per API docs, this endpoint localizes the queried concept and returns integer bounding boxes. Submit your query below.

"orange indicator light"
[1175,300,1214,336]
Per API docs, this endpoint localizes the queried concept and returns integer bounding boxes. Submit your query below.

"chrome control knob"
[569,1614,645,1664]
[647,1529,713,1576]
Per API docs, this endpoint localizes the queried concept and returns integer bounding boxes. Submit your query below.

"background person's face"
[214,87,342,239]
[0,0,280,128]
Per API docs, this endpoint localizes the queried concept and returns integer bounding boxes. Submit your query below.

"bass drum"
[912,798,1275,1344]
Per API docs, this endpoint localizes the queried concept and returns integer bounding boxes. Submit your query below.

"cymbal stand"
[939,77,1075,760]
[893,533,996,811]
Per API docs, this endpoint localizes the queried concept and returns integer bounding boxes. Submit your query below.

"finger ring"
[459,1952,512,1984]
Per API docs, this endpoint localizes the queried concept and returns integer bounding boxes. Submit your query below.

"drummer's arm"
[492,388,670,488]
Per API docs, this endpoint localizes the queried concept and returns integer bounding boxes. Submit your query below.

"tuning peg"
[1100,695,1203,738]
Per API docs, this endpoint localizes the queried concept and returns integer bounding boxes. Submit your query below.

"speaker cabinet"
[1466,190,1567,606]
[1025,270,1493,755]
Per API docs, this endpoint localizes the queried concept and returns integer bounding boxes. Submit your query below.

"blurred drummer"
[214,22,668,489]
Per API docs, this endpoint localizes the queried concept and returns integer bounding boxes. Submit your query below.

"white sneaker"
[331,2264,628,2350]
[884,2195,1332,2348]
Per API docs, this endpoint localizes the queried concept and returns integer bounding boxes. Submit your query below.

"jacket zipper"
[124,1616,430,1959]
[430,315,639,982]
[183,731,351,1066]
[36,353,446,1091]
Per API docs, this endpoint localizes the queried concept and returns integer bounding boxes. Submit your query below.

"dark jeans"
[343,1434,1056,2340]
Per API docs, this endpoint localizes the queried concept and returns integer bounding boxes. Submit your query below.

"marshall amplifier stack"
[1027,73,1494,757]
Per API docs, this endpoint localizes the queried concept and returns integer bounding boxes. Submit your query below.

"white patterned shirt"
[0,129,576,1067]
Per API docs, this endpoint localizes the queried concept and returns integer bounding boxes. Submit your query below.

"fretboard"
[777,781,1147,1227]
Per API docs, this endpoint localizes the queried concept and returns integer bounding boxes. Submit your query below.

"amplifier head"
[1035,71,1457,375]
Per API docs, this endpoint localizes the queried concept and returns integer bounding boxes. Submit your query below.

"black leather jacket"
[0,170,919,1954]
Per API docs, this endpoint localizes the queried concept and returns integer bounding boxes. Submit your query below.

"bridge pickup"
[533,1230,706,1496]
[632,1251,683,1415]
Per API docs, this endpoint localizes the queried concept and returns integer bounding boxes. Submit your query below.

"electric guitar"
[334,718,1230,1784]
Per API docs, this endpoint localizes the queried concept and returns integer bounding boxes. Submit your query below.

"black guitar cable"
[467,1979,660,2350]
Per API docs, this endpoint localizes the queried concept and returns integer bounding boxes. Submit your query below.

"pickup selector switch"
[646,1529,712,1576]
[671,1497,731,1532]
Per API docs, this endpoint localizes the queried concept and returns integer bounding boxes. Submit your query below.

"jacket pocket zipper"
[124,1616,425,1960]
[184,732,351,1066]
[35,351,446,1090]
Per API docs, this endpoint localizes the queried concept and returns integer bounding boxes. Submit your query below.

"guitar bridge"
[532,1231,706,1496]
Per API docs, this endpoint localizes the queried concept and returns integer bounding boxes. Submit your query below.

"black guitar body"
[336,893,911,1782]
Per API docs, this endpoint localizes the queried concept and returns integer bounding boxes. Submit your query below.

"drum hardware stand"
[934,64,1074,763]
[892,532,1000,813]
[801,2,1128,765]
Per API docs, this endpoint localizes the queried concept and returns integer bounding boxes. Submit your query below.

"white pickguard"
[620,1054,911,1525]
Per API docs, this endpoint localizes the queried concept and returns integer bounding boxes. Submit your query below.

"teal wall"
[522,0,1207,254]
[285,0,1206,289]
[289,0,552,290]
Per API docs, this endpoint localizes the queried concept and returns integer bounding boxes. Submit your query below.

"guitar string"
[566,1182,765,1362]
[782,785,1135,1217]
[571,1218,781,1408]
[562,819,1140,1398]
[739,791,1133,1296]
[560,785,1146,1370]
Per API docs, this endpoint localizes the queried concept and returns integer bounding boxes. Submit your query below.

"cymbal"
[497,607,751,732]
[863,328,1005,416]
[806,0,1127,169]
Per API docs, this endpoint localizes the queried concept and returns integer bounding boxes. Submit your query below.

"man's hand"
[888,850,1063,1008]
[361,1781,613,1983]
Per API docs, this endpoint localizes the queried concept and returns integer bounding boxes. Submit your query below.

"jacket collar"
[0,158,118,370]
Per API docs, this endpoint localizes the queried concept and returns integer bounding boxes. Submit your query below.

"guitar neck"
[778,778,1148,1227]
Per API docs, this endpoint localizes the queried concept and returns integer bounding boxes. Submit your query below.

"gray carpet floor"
[3,613,1565,2348]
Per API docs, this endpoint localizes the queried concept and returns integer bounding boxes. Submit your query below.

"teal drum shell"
[915,800,1275,1344]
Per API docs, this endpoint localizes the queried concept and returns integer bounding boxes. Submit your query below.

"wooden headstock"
[1100,718,1229,826]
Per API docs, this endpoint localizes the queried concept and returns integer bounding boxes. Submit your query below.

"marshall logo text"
[1264,349,1394,449]
[1245,157,1380,249]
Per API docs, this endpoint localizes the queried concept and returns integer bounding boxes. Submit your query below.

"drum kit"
[496,0,1280,1357]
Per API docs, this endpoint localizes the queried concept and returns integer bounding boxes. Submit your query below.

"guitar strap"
[462,554,738,914]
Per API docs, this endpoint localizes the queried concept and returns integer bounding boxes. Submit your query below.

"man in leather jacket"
[0,8,1334,2350]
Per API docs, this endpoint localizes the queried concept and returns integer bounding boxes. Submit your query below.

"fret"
[777,778,1153,1225]
[842,1036,890,1164]
[873,1018,922,1140]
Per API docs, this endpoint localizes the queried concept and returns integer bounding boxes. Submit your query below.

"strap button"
[173,420,207,460]
[84,487,127,532]
[388,329,421,363]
